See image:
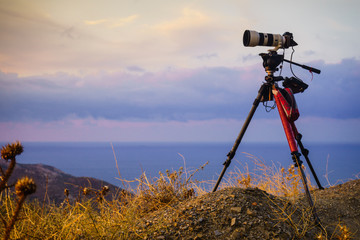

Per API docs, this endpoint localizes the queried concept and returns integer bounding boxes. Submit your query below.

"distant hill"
[0,162,123,204]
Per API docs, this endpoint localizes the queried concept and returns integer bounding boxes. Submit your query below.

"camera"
[243,30,297,50]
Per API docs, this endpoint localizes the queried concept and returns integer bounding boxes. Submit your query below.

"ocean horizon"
[3,141,360,190]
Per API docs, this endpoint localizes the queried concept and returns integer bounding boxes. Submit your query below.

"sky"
[0,0,359,143]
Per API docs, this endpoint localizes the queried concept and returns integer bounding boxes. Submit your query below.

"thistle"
[1,141,23,161]
[0,141,24,193]
[3,177,36,240]
[15,176,37,197]
[83,187,91,196]
[100,186,109,196]
[64,188,69,197]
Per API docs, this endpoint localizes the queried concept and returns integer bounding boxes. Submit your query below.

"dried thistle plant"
[3,176,36,240]
[1,141,23,161]
[0,141,24,193]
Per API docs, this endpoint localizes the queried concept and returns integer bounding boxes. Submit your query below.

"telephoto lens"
[243,30,297,49]
[243,30,284,47]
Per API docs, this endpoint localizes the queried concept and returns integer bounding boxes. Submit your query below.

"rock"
[230,227,247,239]
[230,206,242,213]
[231,218,237,227]
[214,230,222,236]
[197,217,204,223]
[246,208,254,216]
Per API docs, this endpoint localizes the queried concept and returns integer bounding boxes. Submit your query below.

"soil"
[133,179,360,239]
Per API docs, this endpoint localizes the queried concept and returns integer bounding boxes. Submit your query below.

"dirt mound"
[134,179,360,239]
[310,179,360,238]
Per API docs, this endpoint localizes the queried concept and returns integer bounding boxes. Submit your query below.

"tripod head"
[259,50,320,101]
[260,51,283,77]
[260,50,321,78]
[258,46,321,92]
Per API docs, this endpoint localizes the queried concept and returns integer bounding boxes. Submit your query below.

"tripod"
[212,51,324,226]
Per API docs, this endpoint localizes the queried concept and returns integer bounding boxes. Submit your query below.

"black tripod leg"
[295,133,324,189]
[292,152,322,226]
[212,84,269,192]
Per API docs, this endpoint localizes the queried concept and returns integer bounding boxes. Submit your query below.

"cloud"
[0,3,235,76]
[84,15,139,28]
[1,0,360,78]
[2,117,359,143]
[154,8,209,33]
[110,15,138,28]
[0,4,92,74]
[84,19,108,25]
[293,58,360,119]
[0,66,257,122]
[1,58,359,124]
[196,53,218,60]
[242,54,259,62]
[151,7,233,57]
[126,66,146,72]
[0,3,60,30]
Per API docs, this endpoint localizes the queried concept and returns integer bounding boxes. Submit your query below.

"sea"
[3,141,360,190]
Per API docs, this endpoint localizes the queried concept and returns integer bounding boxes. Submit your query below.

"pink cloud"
[1,117,359,143]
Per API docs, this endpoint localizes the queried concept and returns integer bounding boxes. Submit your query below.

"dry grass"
[221,152,314,198]
[0,142,354,239]
[1,141,208,239]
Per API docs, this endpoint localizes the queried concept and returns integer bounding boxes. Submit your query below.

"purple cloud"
[0,58,359,124]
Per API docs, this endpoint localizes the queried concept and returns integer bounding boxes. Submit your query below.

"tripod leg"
[291,122,324,189]
[212,83,269,192]
[273,87,324,228]
[292,152,322,226]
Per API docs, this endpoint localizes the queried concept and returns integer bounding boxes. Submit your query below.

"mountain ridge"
[0,161,122,204]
